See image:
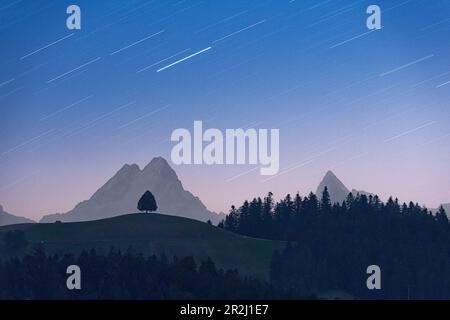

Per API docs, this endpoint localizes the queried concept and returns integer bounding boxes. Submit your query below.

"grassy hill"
[0,213,284,278]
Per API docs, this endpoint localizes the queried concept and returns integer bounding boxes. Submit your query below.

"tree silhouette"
[320,186,331,213]
[137,191,157,213]
[436,205,449,225]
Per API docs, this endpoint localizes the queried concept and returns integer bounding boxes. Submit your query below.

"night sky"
[1,0,449,220]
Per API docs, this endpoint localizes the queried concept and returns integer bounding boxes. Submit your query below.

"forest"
[219,188,450,299]
[0,246,281,299]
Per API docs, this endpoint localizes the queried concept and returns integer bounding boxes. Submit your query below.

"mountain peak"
[150,156,169,165]
[316,171,350,204]
[324,170,337,178]
[144,156,170,170]
[143,157,177,179]
[118,163,141,173]
[40,156,221,224]
[321,170,345,185]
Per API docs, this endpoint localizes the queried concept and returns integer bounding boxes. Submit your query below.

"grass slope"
[0,213,284,278]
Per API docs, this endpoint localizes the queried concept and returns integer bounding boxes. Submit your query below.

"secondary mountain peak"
[118,163,141,173]
[316,171,350,204]
[316,171,379,204]
[142,156,178,180]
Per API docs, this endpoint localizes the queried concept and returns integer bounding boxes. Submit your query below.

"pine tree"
[224,205,239,232]
[262,192,274,238]
[293,192,302,216]
[436,206,449,225]
[306,192,318,215]
[238,201,250,234]
[320,186,331,213]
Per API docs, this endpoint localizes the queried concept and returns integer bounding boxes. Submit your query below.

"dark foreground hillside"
[0,213,283,279]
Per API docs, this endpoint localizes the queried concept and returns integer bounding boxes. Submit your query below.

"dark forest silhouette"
[0,247,280,300]
[219,188,450,299]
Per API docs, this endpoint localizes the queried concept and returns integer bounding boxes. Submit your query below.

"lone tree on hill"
[137,191,157,213]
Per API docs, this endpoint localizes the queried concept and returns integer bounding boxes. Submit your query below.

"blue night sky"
[0,0,449,220]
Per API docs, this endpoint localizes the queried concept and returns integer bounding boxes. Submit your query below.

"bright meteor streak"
[156,47,212,72]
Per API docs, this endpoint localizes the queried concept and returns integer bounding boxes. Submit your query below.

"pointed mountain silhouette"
[316,171,378,204]
[316,171,351,204]
[40,157,224,224]
[0,205,35,226]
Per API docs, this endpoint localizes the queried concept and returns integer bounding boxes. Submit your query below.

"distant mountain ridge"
[315,171,386,204]
[316,171,449,216]
[40,157,224,224]
[0,205,34,226]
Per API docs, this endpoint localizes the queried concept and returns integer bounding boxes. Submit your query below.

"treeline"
[219,188,450,299]
[0,247,281,300]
